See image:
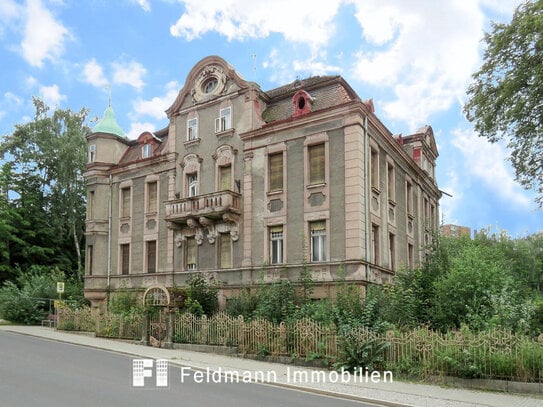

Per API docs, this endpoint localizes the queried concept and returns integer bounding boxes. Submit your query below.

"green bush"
[185,274,218,316]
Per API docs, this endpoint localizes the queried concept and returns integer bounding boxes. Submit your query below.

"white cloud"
[132,0,151,12]
[4,92,23,107]
[450,127,531,208]
[350,0,485,130]
[170,0,341,50]
[83,59,109,88]
[132,81,179,120]
[39,84,66,106]
[126,121,157,140]
[112,60,146,90]
[20,0,70,67]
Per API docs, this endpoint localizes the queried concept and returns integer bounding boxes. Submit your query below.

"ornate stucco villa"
[84,55,440,312]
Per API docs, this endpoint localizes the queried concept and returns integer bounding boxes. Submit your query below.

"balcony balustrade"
[165,190,241,224]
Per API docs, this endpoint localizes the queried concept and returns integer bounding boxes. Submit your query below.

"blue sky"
[0,0,542,237]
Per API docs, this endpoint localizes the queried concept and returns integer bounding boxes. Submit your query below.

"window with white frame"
[187,173,198,197]
[187,118,198,141]
[310,221,326,262]
[215,107,232,133]
[141,144,152,159]
[269,226,284,264]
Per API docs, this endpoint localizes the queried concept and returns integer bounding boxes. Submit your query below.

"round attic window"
[202,77,218,94]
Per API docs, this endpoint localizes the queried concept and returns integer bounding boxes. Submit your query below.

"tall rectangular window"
[389,233,396,271]
[215,107,232,132]
[89,144,96,163]
[219,165,232,191]
[371,148,379,190]
[120,243,130,275]
[121,187,131,218]
[219,233,232,268]
[308,144,325,185]
[310,221,326,262]
[147,181,157,213]
[387,162,395,202]
[372,224,380,265]
[187,173,198,197]
[408,243,414,269]
[186,237,197,270]
[88,190,95,219]
[87,245,93,276]
[268,152,283,192]
[406,180,413,215]
[269,226,284,264]
[187,118,198,141]
[146,240,156,273]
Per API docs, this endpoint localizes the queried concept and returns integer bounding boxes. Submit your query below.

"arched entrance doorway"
[142,285,171,348]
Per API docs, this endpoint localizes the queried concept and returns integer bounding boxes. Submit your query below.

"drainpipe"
[364,115,371,283]
[107,174,112,289]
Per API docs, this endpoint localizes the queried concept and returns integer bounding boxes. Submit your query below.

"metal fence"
[57,307,543,382]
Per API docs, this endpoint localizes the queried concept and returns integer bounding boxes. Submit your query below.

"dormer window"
[142,144,152,159]
[292,90,313,117]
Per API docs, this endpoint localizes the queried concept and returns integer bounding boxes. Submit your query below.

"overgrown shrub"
[185,274,218,316]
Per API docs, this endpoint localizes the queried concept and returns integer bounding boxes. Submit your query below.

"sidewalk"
[1,325,541,407]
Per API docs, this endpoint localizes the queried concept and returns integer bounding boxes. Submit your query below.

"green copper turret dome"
[92,105,125,138]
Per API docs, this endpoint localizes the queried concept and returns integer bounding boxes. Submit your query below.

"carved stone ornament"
[187,218,204,245]
[199,216,216,244]
[174,232,185,248]
[191,65,227,103]
[223,212,240,242]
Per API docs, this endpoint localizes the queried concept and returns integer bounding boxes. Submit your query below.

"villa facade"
[84,55,440,312]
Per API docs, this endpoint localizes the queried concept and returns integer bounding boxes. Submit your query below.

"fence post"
[141,311,149,346]
[164,309,173,349]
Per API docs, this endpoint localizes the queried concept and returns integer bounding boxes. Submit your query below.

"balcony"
[165,190,241,224]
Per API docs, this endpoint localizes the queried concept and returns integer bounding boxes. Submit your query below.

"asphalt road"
[0,331,381,407]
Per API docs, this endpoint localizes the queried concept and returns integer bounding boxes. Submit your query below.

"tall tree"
[464,0,543,205]
[0,97,90,278]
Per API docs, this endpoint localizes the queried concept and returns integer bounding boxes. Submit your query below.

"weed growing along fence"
[57,307,543,382]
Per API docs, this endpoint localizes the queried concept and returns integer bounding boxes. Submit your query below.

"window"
[203,77,218,94]
[308,144,325,185]
[406,180,413,215]
[268,152,283,192]
[120,244,130,275]
[88,190,95,219]
[186,237,197,270]
[371,148,379,190]
[187,173,198,197]
[89,144,96,163]
[141,144,152,159]
[387,162,395,202]
[147,181,157,213]
[219,165,232,191]
[310,221,326,262]
[389,233,396,271]
[215,107,232,133]
[269,226,284,264]
[87,245,93,276]
[146,240,157,273]
[120,187,131,218]
[219,233,232,268]
[408,243,414,269]
[371,224,380,265]
[187,118,198,141]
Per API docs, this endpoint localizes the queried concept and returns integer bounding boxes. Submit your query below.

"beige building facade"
[84,56,441,312]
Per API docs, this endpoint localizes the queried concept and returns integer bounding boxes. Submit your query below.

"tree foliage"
[0,97,89,284]
[464,0,543,205]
